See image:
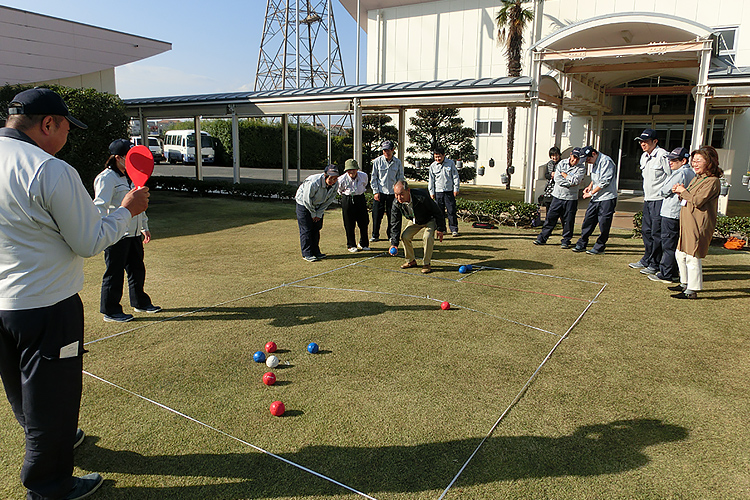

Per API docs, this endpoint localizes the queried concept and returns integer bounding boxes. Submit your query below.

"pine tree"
[405,108,477,167]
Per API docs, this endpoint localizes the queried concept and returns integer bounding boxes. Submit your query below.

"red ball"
[265,341,277,353]
[440,301,450,310]
[263,372,276,386]
[270,400,285,416]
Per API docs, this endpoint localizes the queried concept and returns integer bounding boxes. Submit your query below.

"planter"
[478,166,485,176]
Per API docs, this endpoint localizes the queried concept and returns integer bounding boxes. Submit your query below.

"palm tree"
[496,0,533,189]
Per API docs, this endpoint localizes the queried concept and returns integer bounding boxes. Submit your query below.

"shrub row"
[456,198,540,228]
[632,211,750,240]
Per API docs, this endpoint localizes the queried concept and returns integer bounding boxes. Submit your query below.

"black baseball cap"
[635,128,657,141]
[324,164,340,176]
[667,147,690,161]
[570,147,582,157]
[8,88,88,129]
[109,139,133,156]
[381,140,394,150]
[580,146,596,158]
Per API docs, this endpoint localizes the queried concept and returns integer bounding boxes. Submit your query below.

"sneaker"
[571,246,586,253]
[303,255,318,262]
[451,232,459,237]
[315,253,327,260]
[74,428,85,449]
[586,248,604,255]
[668,284,688,292]
[400,260,418,269]
[369,236,379,242]
[64,473,103,500]
[648,273,673,284]
[421,264,432,274]
[348,247,359,253]
[532,240,544,246]
[133,305,161,313]
[640,266,657,275]
[103,313,133,323]
[671,291,697,299]
[358,246,371,251]
[560,243,571,249]
[628,261,646,269]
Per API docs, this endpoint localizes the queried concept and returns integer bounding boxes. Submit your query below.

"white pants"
[675,249,703,291]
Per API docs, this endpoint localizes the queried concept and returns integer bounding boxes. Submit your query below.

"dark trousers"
[659,216,680,280]
[641,200,663,269]
[576,198,617,252]
[100,236,152,315]
[296,203,324,258]
[537,197,578,245]
[341,194,369,249]
[435,191,458,233]
[0,295,84,499]
[371,193,395,240]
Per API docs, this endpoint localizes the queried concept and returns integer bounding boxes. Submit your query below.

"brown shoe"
[400,260,418,269]
[421,265,432,274]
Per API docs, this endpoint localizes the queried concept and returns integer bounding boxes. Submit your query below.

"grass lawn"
[1,192,748,499]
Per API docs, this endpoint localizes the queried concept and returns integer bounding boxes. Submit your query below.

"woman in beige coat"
[669,145,723,299]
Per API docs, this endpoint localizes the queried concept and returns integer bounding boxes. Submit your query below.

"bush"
[149,176,298,200]
[1,84,129,195]
[456,198,540,228]
[633,211,750,241]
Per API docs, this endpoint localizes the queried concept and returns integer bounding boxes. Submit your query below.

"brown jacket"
[677,174,720,258]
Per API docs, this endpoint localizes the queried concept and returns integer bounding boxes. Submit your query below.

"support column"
[231,108,240,184]
[282,115,289,184]
[554,101,564,148]
[690,45,712,150]
[353,98,363,168]
[524,51,541,204]
[398,107,406,162]
[194,116,203,181]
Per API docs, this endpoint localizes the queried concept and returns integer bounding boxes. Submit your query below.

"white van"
[163,130,215,165]
[131,136,165,163]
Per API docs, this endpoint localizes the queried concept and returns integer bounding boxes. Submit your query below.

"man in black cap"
[572,146,618,255]
[0,88,149,499]
[370,140,404,242]
[295,164,341,261]
[629,128,671,273]
[533,147,586,248]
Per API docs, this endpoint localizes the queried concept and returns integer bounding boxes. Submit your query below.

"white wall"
[33,68,117,94]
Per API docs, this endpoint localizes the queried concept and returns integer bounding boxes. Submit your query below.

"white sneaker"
[348,247,359,253]
[303,255,318,262]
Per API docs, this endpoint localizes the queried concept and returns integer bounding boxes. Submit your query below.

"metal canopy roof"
[123,77,547,119]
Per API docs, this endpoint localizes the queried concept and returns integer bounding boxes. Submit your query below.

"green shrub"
[633,211,750,240]
[1,84,129,195]
[149,176,298,200]
[455,198,540,228]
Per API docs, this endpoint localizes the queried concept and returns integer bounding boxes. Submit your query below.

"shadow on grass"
[163,301,435,327]
[76,418,687,499]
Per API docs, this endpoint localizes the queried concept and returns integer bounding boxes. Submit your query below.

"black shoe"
[560,243,571,249]
[671,291,697,299]
[64,473,103,500]
[586,248,604,255]
[133,305,161,313]
[533,240,544,246]
[571,246,586,253]
[103,313,134,323]
[668,284,688,292]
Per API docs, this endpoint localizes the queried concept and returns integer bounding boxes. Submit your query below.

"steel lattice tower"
[255,0,347,94]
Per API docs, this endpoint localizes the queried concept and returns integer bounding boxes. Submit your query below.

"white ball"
[266,355,280,368]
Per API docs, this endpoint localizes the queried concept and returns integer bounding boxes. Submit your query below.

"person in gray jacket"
[648,147,695,284]
[534,148,586,248]
[94,139,161,322]
[572,146,618,254]
[370,140,404,242]
[0,88,149,500]
[427,145,460,236]
[629,128,671,274]
[295,165,340,262]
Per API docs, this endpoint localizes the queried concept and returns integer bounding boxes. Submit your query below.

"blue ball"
[466,264,473,272]
[253,351,266,363]
[307,342,319,354]
[458,265,467,274]
[389,247,398,256]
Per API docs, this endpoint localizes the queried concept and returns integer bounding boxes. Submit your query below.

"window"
[551,120,569,137]
[715,27,738,56]
[475,120,502,136]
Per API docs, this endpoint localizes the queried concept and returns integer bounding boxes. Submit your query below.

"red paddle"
[125,145,154,188]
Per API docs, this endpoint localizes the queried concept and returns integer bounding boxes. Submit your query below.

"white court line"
[430,259,606,286]
[85,255,382,346]
[291,284,561,338]
[436,282,608,500]
[83,370,379,500]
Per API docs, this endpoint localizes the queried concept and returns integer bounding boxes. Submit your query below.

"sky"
[2,0,366,99]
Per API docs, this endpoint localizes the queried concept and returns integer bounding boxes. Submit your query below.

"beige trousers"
[401,219,437,265]
[675,249,703,291]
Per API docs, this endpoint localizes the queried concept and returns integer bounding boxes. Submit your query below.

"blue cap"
[324,164,340,176]
[109,139,133,156]
[381,140,394,150]
[8,88,88,129]
[580,146,596,158]
[635,128,657,141]
[570,147,582,157]
[667,147,690,161]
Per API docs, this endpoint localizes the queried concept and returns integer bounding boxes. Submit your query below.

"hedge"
[632,211,750,241]
[148,176,539,228]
